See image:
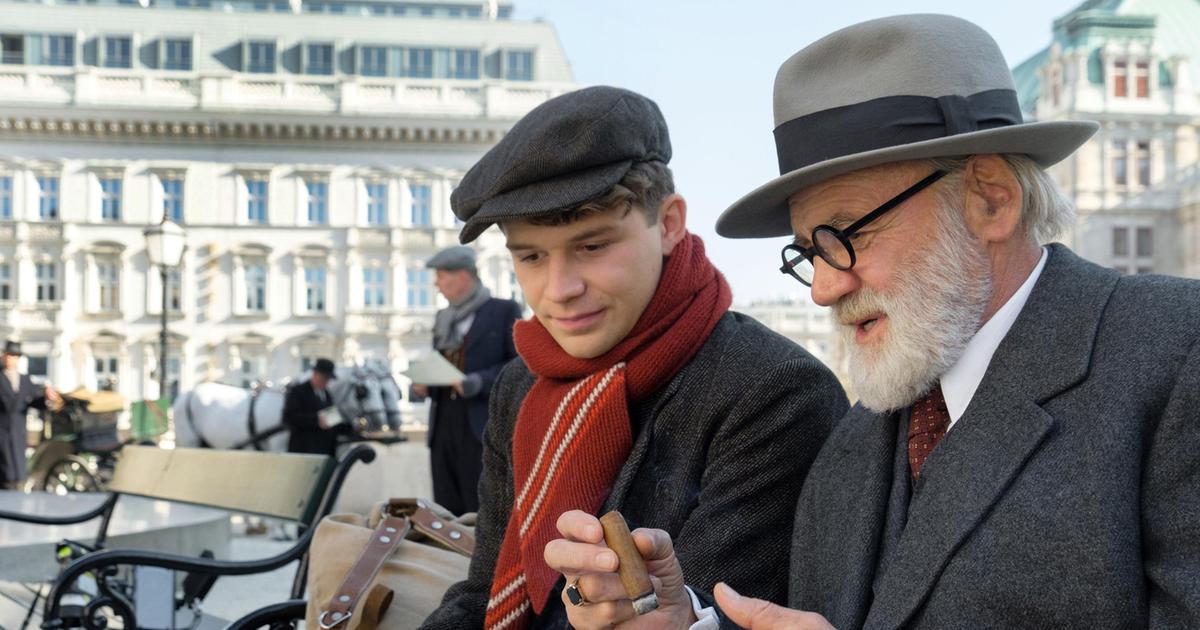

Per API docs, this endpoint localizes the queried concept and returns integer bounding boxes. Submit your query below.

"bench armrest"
[0,493,117,526]
[224,599,308,630]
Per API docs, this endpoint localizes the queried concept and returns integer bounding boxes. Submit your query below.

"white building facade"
[0,0,574,412]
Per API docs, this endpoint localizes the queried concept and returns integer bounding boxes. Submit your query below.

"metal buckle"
[318,610,353,629]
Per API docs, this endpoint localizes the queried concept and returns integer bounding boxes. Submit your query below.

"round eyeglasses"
[779,170,947,286]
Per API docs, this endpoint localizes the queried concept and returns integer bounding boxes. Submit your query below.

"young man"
[412,245,522,516]
[419,86,847,629]
[556,15,1200,630]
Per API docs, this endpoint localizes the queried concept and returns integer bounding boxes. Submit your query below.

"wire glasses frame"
[779,169,948,286]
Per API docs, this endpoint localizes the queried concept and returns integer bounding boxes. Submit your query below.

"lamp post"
[143,218,186,400]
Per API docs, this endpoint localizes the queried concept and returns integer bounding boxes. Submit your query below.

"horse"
[172,364,401,451]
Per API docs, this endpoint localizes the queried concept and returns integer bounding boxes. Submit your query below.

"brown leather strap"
[356,584,395,630]
[385,498,476,557]
[317,515,410,629]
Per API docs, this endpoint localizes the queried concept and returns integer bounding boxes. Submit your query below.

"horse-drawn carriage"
[25,388,167,494]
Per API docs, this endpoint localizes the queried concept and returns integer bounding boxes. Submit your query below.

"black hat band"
[773,88,1022,176]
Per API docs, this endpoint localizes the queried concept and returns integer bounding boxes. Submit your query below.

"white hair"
[925,154,1075,244]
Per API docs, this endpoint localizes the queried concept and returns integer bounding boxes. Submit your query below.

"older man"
[549,14,1200,630]
[0,340,61,489]
[411,245,522,516]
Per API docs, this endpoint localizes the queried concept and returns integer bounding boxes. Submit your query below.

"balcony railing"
[0,66,573,119]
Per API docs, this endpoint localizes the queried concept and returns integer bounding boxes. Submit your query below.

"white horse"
[172,364,401,451]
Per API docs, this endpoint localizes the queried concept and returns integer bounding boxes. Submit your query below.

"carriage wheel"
[41,456,102,495]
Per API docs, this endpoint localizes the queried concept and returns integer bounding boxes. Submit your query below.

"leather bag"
[306,498,475,630]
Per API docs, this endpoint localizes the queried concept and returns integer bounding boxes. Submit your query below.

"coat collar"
[860,244,1119,628]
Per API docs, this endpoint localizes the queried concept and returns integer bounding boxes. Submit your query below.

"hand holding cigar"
[545,509,697,630]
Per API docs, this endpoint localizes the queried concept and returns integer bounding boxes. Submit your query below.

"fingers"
[544,538,617,575]
[715,583,835,630]
[631,528,676,562]
[556,510,605,543]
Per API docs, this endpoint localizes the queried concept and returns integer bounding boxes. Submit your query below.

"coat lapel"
[865,245,1119,629]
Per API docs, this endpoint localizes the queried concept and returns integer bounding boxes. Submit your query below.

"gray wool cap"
[451,85,672,243]
[425,245,477,271]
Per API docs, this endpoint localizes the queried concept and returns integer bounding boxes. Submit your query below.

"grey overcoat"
[790,244,1200,629]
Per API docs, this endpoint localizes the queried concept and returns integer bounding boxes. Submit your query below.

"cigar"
[599,511,658,615]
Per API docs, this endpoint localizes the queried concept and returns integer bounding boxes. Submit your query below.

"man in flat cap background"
[598,13,1200,630]
[420,85,846,630]
[410,244,521,516]
[0,340,61,489]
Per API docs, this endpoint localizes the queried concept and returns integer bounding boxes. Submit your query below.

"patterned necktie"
[908,384,951,483]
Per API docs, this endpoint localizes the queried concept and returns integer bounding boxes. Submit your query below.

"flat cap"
[451,85,672,243]
[425,245,477,271]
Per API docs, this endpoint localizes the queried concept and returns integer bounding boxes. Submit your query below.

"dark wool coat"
[790,244,1200,629]
[0,373,48,484]
[421,311,849,629]
[283,380,339,456]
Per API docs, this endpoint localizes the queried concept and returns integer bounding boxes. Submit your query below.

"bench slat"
[107,446,334,523]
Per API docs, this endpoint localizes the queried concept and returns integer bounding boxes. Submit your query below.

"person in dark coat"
[411,245,521,516]
[282,358,341,456]
[630,15,1200,630]
[0,340,61,489]
[420,87,847,630]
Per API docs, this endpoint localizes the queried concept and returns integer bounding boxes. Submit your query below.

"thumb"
[714,582,791,630]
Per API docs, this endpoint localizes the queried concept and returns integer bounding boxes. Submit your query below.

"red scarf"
[484,232,732,630]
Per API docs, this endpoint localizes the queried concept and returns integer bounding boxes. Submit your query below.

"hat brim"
[716,120,1099,239]
[459,160,633,243]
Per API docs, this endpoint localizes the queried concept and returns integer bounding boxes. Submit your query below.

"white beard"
[836,208,992,412]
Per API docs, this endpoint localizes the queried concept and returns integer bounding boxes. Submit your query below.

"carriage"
[24,388,168,494]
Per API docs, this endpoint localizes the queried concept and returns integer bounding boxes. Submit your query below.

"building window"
[0,263,11,301]
[246,179,268,224]
[162,177,184,222]
[100,177,122,221]
[167,268,182,312]
[247,41,276,73]
[239,354,265,388]
[1113,60,1128,98]
[1112,226,1129,257]
[407,48,432,78]
[505,50,533,81]
[0,175,11,219]
[1,34,24,65]
[98,259,120,312]
[305,179,328,224]
[26,356,48,379]
[410,183,431,226]
[366,182,387,226]
[245,263,267,312]
[38,176,59,219]
[406,268,431,307]
[1136,141,1150,187]
[451,49,479,79]
[45,35,74,67]
[1136,227,1153,258]
[94,355,118,390]
[360,45,386,76]
[104,36,132,68]
[1111,141,1127,187]
[163,38,192,70]
[36,262,57,301]
[1135,61,1150,99]
[363,268,386,307]
[306,43,333,75]
[304,266,326,312]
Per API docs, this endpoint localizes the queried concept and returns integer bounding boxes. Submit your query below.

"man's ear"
[962,155,1023,245]
[658,193,688,255]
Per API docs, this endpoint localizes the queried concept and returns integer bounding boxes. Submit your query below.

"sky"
[512,0,1084,305]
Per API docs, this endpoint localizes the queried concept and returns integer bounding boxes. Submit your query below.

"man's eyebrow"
[505,224,621,251]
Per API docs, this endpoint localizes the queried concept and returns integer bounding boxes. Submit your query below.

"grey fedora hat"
[716,13,1099,239]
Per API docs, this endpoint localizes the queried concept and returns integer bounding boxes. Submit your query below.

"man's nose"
[808,258,859,307]
[543,256,585,303]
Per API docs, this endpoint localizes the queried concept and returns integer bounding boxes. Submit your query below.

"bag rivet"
[338,595,350,603]
[431,521,444,529]
[449,530,462,540]
[379,536,391,543]
[385,527,397,533]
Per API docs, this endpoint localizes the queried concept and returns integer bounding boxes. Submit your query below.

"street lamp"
[143,218,186,400]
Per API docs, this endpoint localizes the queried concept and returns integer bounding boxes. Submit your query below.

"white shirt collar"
[940,247,1048,428]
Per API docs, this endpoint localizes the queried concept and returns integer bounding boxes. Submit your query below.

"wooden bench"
[0,443,375,629]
